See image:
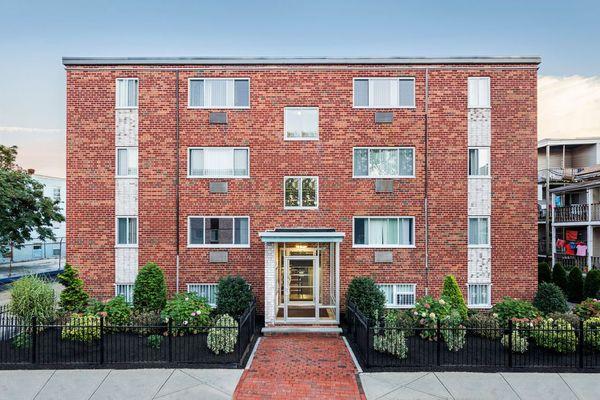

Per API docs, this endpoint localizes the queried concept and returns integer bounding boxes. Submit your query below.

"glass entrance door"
[284,256,318,319]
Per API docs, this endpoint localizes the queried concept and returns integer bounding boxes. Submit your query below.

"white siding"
[115,109,138,146]
[115,178,138,215]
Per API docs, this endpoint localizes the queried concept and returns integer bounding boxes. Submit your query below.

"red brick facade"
[65,59,539,312]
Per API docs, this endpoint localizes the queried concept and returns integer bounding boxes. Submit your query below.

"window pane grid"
[354,78,415,108]
[188,148,248,177]
[378,284,416,307]
[354,148,414,177]
[354,217,413,246]
[187,284,218,306]
[189,79,249,108]
[468,217,489,246]
[188,217,249,246]
[468,284,490,306]
[115,284,134,304]
[284,177,317,208]
[116,79,138,108]
[117,217,137,245]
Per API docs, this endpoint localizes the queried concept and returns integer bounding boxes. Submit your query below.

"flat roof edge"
[62,56,542,66]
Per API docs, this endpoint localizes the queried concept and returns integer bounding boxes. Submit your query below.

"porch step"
[262,326,342,335]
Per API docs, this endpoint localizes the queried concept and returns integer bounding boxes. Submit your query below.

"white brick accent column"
[264,242,277,325]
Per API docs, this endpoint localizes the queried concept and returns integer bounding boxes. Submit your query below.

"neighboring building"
[0,174,66,263]
[537,138,600,262]
[63,56,539,325]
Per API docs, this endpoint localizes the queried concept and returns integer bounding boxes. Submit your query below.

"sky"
[0,0,599,177]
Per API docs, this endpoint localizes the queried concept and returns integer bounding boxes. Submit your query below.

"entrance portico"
[259,229,344,326]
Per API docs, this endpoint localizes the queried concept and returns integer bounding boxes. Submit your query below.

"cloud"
[539,75,600,140]
[0,127,65,178]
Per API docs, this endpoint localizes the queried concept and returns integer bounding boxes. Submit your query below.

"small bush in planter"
[133,262,167,312]
[533,282,568,314]
[567,268,585,303]
[574,298,600,319]
[584,269,600,299]
[538,262,552,284]
[441,275,468,321]
[501,332,528,353]
[467,312,502,340]
[441,311,466,352]
[552,263,568,293]
[104,295,132,329]
[583,317,600,350]
[9,275,55,323]
[11,332,32,349]
[58,263,89,313]
[215,276,253,318]
[413,295,451,340]
[161,293,211,335]
[61,314,101,342]
[373,312,408,359]
[346,277,386,321]
[207,314,238,354]
[531,318,577,353]
[492,297,539,324]
[147,334,163,349]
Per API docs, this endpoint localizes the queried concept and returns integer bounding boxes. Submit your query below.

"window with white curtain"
[187,283,218,307]
[353,147,414,178]
[354,217,414,247]
[188,147,249,178]
[188,78,250,108]
[468,284,491,307]
[378,284,416,308]
[468,77,490,108]
[353,78,415,108]
[115,284,134,304]
[116,147,138,177]
[468,217,490,246]
[188,216,249,247]
[284,177,318,209]
[116,217,137,246]
[116,78,138,108]
[284,107,319,139]
[468,147,490,176]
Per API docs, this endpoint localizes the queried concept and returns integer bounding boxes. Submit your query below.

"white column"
[264,242,276,326]
[335,241,340,323]
[588,225,593,271]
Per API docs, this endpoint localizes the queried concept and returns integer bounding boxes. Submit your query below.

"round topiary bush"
[9,275,55,323]
[346,277,386,321]
[538,262,552,284]
[567,267,584,303]
[533,282,568,314]
[133,262,167,312]
[441,275,467,321]
[215,276,253,318]
[584,269,600,299]
[553,263,568,293]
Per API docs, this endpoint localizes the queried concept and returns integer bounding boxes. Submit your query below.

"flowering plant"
[160,293,211,335]
[413,295,452,340]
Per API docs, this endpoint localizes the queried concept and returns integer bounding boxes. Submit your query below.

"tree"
[441,275,468,321]
[533,282,568,314]
[552,263,568,293]
[57,263,89,312]
[567,267,584,303]
[584,269,600,299]
[133,262,167,312]
[0,145,64,274]
[538,262,552,284]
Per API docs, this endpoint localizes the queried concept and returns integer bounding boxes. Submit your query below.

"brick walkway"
[234,334,364,400]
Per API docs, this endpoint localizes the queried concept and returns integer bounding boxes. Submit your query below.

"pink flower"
[191,312,197,317]
[425,304,431,309]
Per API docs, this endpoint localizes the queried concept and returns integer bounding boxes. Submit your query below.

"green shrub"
[553,263,568,293]
[538,262,552,284]
[85,298,106,315]
[567,268,585,303]
[207,314,238,354]
[531,318,577,353]
[161,293,211,335]
[584,269,600,299]
[147,334,163,349]
[9,275,55,323]
[501,332,529,353]
[467,312,502,339]
[215,276,253,317]
[414,296,452,340]
[133,262,167,312]
[11,332,31,349]
[441,275,467,321]
[373,312,408,359]
[131,310,162,335]
[533,282,568,314]
[583,317,600,350]
[61,314,101,342]
[547,312,580,328]
[385,309,416,336]
[57,264,89,313]
[346,277,386,321]
[574,298,600,320]
[104,296,131,328]
[441,311,466,352]
[492,297,539,324]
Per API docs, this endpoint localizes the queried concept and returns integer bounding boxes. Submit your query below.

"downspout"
[175,70,181,293]
[424,68,430,295]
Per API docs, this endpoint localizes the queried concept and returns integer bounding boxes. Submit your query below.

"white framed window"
[468,77,490,108]
[468,284,491,308]
[353,216,415,248]
[353,147,414,178]
[378,284,416,308]
[187,283,218,307]
[188,216,250,248]
[353,77,415,108]
[188,147,249,178]
[115,283,134,304]
[52,187,61,202]
[284,107,319,140]
[116,217,138,246]
[116,147,138,177]
[116,78,138,109]
[468,147,490,177]
[468,217,490,247]
[188,78,250,108]
[284,176,318,209]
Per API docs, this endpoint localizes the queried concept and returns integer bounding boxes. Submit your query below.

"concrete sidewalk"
[0,368,243,400]
[360,371,599,400]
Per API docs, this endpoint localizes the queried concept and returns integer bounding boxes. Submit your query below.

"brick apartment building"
[63,56,539,326]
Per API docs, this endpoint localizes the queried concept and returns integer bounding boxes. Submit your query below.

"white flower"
[185,297,189,301]
[183,320,188,325]
[429,312,436,319]
[421,312,427,317]
[439,299,446,305]
[492,313,498,318]
[413,311,418,316]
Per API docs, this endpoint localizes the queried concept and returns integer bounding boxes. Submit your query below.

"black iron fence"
[0,300,256,369]
[346,302,600,372]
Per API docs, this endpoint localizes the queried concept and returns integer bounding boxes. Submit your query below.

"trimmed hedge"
[133,262,167,312]
[533,282,568,314]
[538,262,552,284]
[567,267,584,303]
[584,269,600,299]
[553,263,568,293]
[57,264,89,313]
[215,276,253,318]
[347,277,386,321]
[441,275,468,321]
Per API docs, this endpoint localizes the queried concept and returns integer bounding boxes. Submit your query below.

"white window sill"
[187,176,250,179]
[468,175,491,179]
[187,106,250,110]
[385,305,415,309]
[468,304,492,309]
[467,106,491,110]
[187,244,250,249]
[353,106,416,109]
[284,136,319,141]
[353,245,416,249]
[353,175,415,179]
[115,106,138,110]
[468,245,491,249]
[115,245,138,249]
[284,206,319,210]
[116,175,139,179]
